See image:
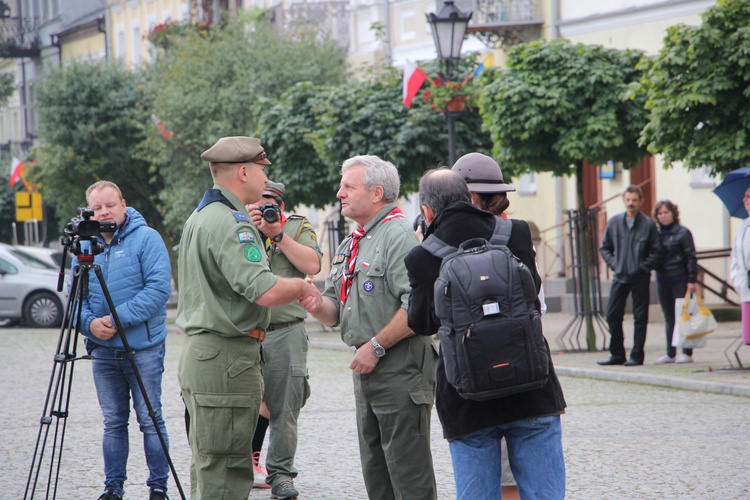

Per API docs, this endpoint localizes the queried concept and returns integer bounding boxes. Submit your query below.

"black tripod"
[24,232,185,500]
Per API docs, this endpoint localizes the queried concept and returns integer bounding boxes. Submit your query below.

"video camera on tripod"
[63,208,116,248]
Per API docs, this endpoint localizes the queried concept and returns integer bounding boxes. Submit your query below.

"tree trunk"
[576,160,597,351]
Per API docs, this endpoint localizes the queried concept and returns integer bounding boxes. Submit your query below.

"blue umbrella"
[713,167,750,219]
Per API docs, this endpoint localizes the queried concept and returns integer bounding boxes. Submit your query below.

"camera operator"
[244,181,322,497]
[71,181,172,500]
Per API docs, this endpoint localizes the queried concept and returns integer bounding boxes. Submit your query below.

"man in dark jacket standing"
[406,167,566,500]
[599,185,664,366]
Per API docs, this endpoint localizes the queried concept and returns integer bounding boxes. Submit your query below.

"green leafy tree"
[0,73,13,106]
[29,62,170,251]
[639,0,750,173]
[481,39,649,208]
[480,39,649,350]
[258,64,491,211]
[142,15,349,235]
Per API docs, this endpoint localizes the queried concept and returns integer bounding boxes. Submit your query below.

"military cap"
[263,181,285,198]
[452,152,515,193]
[201,136,272,165]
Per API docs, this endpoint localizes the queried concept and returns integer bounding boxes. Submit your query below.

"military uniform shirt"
[323,203,418,347]
[267,215,323,324]
[177,184,278,337]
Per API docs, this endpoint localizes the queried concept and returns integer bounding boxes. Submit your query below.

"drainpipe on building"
[383,0,392,66]
[97,15,108,62]
[551,0,565,276]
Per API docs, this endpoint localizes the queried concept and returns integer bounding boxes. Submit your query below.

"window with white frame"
[132,25,142,68]
[399,9,416,41]
[518,171,537,195]
[116,28,126,60]
[690,165,717,188]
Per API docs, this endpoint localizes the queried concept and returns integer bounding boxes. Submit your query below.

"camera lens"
[261,204,279,223]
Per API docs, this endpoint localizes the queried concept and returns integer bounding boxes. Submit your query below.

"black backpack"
[422,217,549,401]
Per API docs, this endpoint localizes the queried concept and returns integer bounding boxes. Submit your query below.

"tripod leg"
[25,267,86,500]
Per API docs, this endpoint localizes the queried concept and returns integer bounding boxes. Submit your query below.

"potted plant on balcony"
[422,74,479,113]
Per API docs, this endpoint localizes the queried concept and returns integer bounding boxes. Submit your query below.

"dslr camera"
[64,208,117,239]
[259,202,281,223]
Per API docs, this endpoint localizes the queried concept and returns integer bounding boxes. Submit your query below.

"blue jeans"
[90,343,169,495]
[449,416,565,500]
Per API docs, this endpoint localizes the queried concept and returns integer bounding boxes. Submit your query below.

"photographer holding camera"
[245,181,322,498]
[72,181,172,500]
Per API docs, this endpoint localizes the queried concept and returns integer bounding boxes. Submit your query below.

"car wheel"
[24,292,63,328]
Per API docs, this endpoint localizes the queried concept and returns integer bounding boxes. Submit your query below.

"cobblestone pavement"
[2,317,750,499]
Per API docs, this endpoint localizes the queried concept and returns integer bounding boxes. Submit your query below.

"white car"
[0,244,68,328]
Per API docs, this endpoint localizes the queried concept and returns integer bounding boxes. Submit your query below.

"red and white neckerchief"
[339,207,405,305]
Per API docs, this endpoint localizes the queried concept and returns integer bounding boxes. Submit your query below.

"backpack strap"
[421,234,456,259]
[489,217,512,246]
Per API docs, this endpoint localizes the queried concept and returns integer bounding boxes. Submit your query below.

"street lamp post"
[426,0,472,166]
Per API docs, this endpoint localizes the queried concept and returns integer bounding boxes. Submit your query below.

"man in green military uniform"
[309,155,439,499]
[177,136,322,500]
[245,181,322,499]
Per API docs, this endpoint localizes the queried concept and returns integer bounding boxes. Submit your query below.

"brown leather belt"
[246,328,267,341]
[266,318,304,331]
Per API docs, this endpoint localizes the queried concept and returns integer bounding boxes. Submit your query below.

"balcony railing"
[446,0,544,48]
[0,16,40,58]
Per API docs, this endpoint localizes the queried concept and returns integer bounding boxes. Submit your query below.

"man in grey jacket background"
[598,185,664,366]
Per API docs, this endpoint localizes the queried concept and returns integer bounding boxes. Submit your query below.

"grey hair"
[341,155,400,203]
[418,168,471,217]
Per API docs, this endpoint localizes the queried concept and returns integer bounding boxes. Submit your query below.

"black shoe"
[150,487,169,500]
[624,358,643,366]
[97,491,122,500]
[597,357,626,366]
[271,479,299,499]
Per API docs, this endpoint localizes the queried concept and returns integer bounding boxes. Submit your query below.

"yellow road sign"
[16,192,43,221]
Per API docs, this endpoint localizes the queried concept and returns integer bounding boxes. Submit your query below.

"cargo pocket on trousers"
[193,393,255,457]
[291,365,311,409]
[409,389,434,436]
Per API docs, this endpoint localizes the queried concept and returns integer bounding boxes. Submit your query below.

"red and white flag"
[9,157,25,187]
[402,60,427,108]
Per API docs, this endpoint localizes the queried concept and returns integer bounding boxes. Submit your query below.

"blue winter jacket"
[72,207,172,351]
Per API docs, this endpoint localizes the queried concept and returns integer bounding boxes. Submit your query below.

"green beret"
[263,181,285,198]
[201,136,271,165]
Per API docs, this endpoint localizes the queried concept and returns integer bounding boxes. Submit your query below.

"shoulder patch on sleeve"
[245,244,263,262]
[238,231,255,243]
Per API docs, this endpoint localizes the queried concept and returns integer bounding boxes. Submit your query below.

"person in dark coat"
[653,200,698,364]
[405,165,566,500]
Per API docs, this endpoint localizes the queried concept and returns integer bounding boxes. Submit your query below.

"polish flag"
[9,157,25,187]
[402,60,427,108]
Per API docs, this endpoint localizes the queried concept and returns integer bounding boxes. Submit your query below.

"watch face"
[374,346,386,357]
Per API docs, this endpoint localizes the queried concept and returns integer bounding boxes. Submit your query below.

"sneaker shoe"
[271,479,299,499]
[654,355,676,364]
[150,487,169,499]
[252,451,271,489]
[676,354,694,364]
[97,491,122,500]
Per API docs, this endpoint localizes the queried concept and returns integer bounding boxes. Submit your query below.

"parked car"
[14,245,67,268]
[0,243,68,328]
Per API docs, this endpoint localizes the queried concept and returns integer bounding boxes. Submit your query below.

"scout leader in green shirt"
[176,136,322,500]
[309,155,438,500]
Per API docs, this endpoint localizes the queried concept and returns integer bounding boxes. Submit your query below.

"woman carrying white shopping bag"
[653,200,699,364]
[730,186,750,346]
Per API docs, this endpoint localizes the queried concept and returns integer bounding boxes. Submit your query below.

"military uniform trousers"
[178,333,263,500]
[262,321,311,486]
[354,335,439,500]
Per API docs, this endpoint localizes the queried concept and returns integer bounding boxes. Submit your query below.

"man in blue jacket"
[599,185,664,366]
[73,181,172,500]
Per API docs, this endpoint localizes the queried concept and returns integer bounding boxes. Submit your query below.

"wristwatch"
[272,232,284,243]
[371,337,386,357]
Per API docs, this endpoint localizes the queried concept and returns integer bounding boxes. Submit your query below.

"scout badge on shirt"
[363,280,375,292]
[245,244,263,262]
[333,253,346,265]
[238,231,255,243]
